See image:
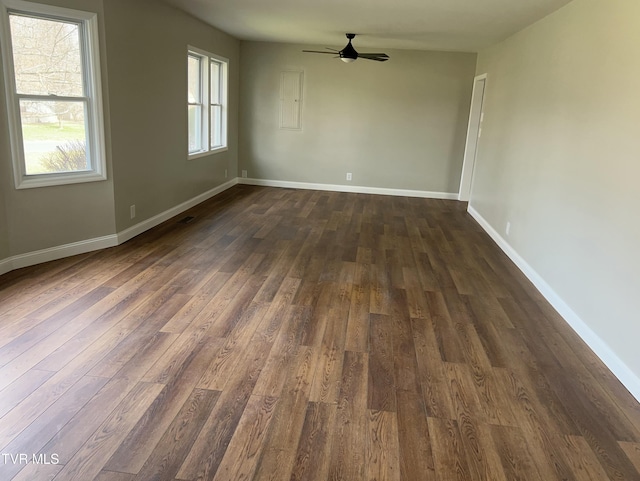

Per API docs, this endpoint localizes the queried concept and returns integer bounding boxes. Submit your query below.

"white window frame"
[0,0,107,189]
[187,46,228,159]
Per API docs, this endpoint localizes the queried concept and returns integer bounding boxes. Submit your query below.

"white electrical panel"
[279,70,303,130]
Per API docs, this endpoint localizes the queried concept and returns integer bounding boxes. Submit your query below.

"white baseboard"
[0,257,15,276]
[117,178,238,244]
[467,205,640,402]
[238,177,458,200]
[0,179,239,276]
[0,234,119,274]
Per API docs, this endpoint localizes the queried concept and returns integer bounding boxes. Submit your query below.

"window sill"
[188,146,228,160]
[16,171,107,189]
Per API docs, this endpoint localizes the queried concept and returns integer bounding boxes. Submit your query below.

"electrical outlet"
[242,170,248,178]
[224,169,228,178]
[346,172,352,181]
[506,221,511,236]
[130,205,136,219]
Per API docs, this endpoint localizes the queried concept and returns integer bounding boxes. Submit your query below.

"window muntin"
[187,47,227,158]
[0,0,106,188]
[210,59,223,149]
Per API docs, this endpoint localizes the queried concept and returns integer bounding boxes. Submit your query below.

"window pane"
[188,55,201,103]
[19,100,88,174]
[9,14,83,97]
[210,105,221,148]
[210,61,220,104]
[188,104,202,153]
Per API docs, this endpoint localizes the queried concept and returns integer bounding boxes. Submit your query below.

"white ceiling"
[162,0,572,52]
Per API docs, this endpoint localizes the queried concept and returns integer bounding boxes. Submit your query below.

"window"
[0,0,106,189]
[187,47,228,158]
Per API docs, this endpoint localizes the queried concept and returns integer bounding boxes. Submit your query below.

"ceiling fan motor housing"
[340,33,358,60]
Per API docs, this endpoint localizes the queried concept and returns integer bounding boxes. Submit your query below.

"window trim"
[0,0,107,189]
[187,46,228,159]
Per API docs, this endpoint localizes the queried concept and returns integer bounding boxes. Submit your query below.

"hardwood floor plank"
[94,471,135,481]
[105,336,224,473]
[427,417,472,481]
[159,272,232,333]
[344,283,370,353]
[366,410,400,481]
[196,302,269,391]
[87,287,190,379]
[211,395,278,481]
[251,345,319,481]
[395,389,436,480]
[176,337,273,480]
[288,401,337,481]
[370,262,391,315]
[131,388,220,481]
[31,287,155,372]
[490,425,544,481]
[0,286,115,391]
[328,350,369,481]
[112,331,179,381]
[620,442,640,473]
[52,381,164,481]
[368,314,397,412]
[0,186,638,481]
[410,317,455,420]
[543,363,640,480]
[426,290,466,364]
[252,305,306,398]
[10,463,63,481]
[559,435,611,481]
[0,375,106,479]
[459,421,509,481]
[0,369,54,418]
[40,377,141,463]
[308,303,349,404]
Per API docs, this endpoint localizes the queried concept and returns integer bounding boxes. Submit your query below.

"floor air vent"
[178,216,195,224]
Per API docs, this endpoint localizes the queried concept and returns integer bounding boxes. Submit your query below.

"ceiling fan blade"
[359,53,390,61]
[302,50,336,54]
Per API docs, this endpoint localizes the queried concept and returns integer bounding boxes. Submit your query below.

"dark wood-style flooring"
[1,185,639,481]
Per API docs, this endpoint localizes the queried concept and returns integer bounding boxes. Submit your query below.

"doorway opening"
[459,74,487,202]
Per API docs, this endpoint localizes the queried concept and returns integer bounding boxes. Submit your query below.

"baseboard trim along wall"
[238,177,459,200]
[117,178,238,244]
[2,178,638,402]
[0,178,239,276]
[0,235,119,276]
[0,257,12,276]
[467,205,640,403]
[0,177,455,276]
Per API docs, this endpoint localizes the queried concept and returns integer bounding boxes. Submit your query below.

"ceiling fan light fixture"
[302,33,389,63]
[340,35,359,63]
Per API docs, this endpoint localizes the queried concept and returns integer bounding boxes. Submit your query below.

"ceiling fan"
[303,34,389,63]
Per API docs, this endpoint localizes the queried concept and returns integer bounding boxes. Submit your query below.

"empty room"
[0,0,639,479]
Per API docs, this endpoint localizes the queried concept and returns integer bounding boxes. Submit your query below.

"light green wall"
[0,0,239,262]
[473,0,640,383]
[104,0,239,232]
[0,0,116,256]
[239,42,476,194]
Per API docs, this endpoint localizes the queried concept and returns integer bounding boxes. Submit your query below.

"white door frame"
[458,73,487,201]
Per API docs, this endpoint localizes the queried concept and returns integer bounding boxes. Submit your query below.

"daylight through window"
[187,47,228,158]
[0,0,106,188]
